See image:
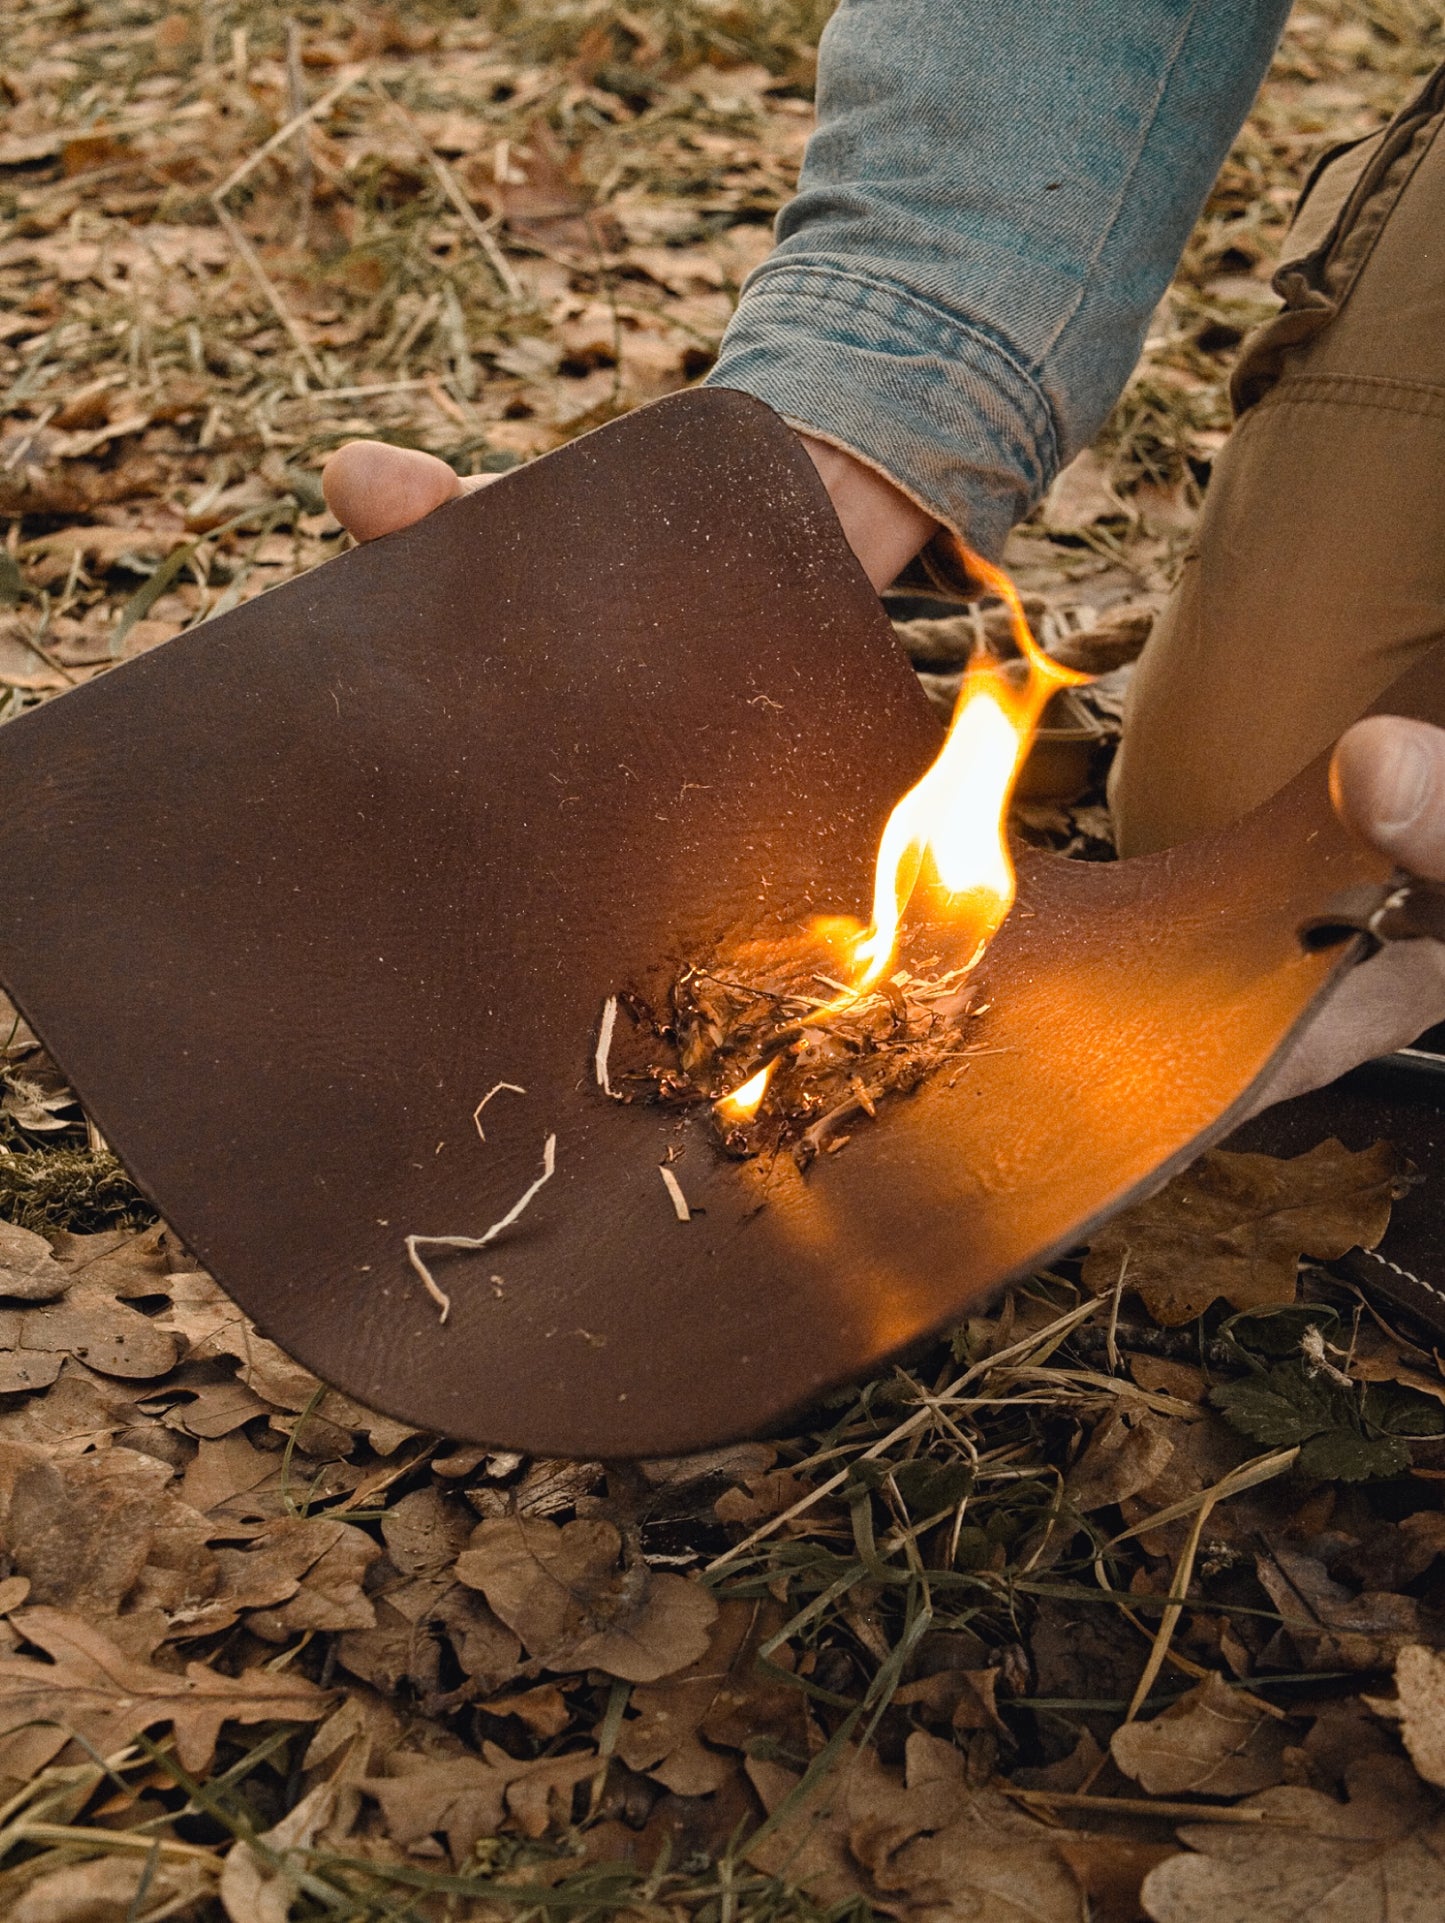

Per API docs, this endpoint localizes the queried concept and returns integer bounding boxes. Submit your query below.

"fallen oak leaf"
[1140,1756,1445,1922]
[219,1781,339,1923]
[1111,1672,1286,1797]
[11,1855,213,1923]
[0,1439,217,1620]
[0,1275,179,1391]
[455,1514,717,1682]
[1371,1644,1445,1791]
[746,1732,1083,1919]
[0,1221,71,1302]
[0,1605,331,1772]
[361,1744,597,1862]
[1255,1546,1430,1672]
[1083,1139,1398,1326]
[617,1598,798,1796]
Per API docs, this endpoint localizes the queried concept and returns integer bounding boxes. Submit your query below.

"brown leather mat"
[0,388,1428,1455]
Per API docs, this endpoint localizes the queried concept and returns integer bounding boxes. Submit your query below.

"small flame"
[850,549,1088,991]
[716,1060,775,1124]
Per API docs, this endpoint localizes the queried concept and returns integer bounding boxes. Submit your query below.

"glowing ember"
[715,1059,775,1124]
[850,548,1089,991]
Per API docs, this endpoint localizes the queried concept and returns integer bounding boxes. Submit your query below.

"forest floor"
[3,4,1445,1921]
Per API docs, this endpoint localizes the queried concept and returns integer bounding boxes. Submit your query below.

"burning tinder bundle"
[602,931,987,1167]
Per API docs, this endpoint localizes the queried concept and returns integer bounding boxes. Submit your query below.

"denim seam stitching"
[1042,0,1206,363]
[729,259,1062,479]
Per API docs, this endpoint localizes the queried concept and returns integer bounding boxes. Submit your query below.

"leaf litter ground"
[3,3,1445,1920]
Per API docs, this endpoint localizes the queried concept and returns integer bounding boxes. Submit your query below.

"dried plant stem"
[369,81,525,304]
[211,70,363,384]
[405,1134,557,1323]
[705,1294,1103,1574]
[1122,1445,1300,1722]
[1006,1790,1273,1824]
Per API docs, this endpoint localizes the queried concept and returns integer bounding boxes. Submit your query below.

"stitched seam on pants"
[1255,391,1445,421]
[1318,113,1445,312]
[1287,62,1445,306]
[1261,372,1445,408]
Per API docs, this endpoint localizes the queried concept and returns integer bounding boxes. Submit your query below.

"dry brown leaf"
[1083,1140,1398,1326]
[245,1519,380,1640]
[0,1367,138,1455]
[11,1853,211,1923]
[456,1514,717,1682]
[190,1516,380,1641]
[617,1598,790,1795]
[744,1742,897,1905]
[362,1743,597,1861]
[0,1223,71,1303]
[1388,1645,1445,1790]
[379,1484,474,1574]
[179,1431,287,1518]
[1111,1672,1286,1796]
[361,1753,508,1862]
[1141,1756,1445,1922]
[0,1275,180,1391]
[1067,1405,1179,1512]
[220,1782,339,1923]
[1055,1837,1177,1923]
[747,1733,1082,1919]
[879,1788,1084,1921]
[714,1467,812,1525]
[0,1605,330,1771]
[1255,1547,1427,1672]
[893,1665,1008,1737]
[482,1682,572,1738]
[0,1440,216,1621]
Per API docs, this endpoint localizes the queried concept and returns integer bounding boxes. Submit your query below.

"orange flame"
[716,1060,775,1124]
[709,549,1088,1129]
[850,550,1088,991]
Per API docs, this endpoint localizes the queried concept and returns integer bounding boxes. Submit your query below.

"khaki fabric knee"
[1110,63,1445,857]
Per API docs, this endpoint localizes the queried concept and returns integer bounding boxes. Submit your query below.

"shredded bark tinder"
[601,929,988,1168]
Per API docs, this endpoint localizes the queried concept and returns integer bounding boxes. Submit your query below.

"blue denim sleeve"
[706,0,1292,558]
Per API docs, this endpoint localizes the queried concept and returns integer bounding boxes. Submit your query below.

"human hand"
[320,430,936,592]
[1248,714,1445,1112]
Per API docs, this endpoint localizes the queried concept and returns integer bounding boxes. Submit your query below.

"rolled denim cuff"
[706,260,1059,563]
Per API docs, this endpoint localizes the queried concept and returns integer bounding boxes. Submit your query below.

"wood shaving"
[595,996,619,1099]
[659,1165,692,1222]
[405,1134,558,1323]
[472,1081,526,1143]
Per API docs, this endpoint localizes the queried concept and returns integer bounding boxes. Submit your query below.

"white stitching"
[1356,1244,1445,1308]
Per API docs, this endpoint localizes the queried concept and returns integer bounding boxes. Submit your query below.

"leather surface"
[0,386,1432,1455]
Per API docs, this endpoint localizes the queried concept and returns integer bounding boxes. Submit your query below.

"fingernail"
[1376,734,1432,831]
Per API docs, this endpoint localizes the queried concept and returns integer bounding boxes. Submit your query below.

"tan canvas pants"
[1110,63,1445,857]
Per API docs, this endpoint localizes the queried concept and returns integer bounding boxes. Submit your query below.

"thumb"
[322,440,465,543]
[1330,713,1445,881]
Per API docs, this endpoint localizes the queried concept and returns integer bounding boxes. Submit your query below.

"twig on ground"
[369,80,525,305]
[211,70,364,383]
